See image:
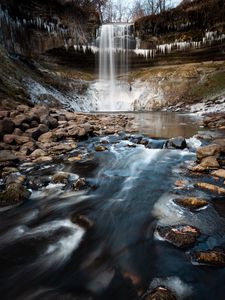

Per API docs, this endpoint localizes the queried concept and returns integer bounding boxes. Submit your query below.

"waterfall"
[94,23,133,111]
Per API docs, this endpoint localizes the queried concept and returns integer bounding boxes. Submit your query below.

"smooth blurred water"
[1,114,225,300]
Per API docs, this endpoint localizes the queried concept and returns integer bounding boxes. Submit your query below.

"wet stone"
[0,150,18,162]
[195,182,225,194]
[95,145,107,151]
[196,144,221,161]
[156,225,200,248]
[73,177,88,190]
[211,169,225,179]
[0,181,30,206]
[142,286,177,300]
[71,214,94,230]
[165,136,187,150]
[0,118,15,138]
[174,197,208,210]
[191,248,225,267]
[52,172,71,184]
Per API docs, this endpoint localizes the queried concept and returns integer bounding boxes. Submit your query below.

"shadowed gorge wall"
[0,0,100,57]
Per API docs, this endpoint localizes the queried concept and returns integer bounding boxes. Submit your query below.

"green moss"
[188,71,225,100]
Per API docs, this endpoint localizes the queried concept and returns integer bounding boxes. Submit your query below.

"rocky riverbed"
[1,106,225,299]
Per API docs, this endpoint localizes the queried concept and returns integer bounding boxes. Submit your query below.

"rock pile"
[0,104,129,166]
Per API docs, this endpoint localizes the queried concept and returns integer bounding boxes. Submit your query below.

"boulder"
[20,141,36,155]
[33,156,53,164]
[212,139,225,153]
[20,122,30,132]
[0,118,15,138]
[0,174,30,206]
[0,150,18,162]
[165,136,187,149]
[199,156,220,169]
[49,142,76,155]
[13,128,23,136]
[44,116,58,129]
[2,167,19,177]
[142,286,176,300]
[174,197,208,210]
[30,120,39,128]
[3,134,16,144]
[30,149,47,159]
[26,124,49,140]
[189,164,206,173]
[0,183,30,206]
[71,214,94,230]
[196,144,221,161]
[17,104,29,113]
[95,145,107,151]
[15,136,30,145]
[52,172,71,184]
[195,182,225,194]
[14,114,31,127]
[38,131,55,143]
[156,225,200,248]
[211,169,225,179]
[73,177,87,190]
[191,248,225,267]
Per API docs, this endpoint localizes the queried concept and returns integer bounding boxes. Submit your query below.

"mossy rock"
[0,183,31,206]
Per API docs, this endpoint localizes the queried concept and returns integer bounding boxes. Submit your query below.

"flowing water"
[94,23,134,111]
[1,113,225,300]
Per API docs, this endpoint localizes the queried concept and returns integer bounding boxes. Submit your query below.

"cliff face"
[0,0,100,57]
[135,0,225,45]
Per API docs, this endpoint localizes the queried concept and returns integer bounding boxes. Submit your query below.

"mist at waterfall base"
[91,23,143,112]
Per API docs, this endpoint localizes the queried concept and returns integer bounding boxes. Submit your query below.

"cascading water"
[88,23,164,111]
[92,23,135,111]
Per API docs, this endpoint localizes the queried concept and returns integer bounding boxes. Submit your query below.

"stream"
[1,112,225,300]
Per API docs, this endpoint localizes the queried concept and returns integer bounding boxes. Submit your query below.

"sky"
[125,0,183,7]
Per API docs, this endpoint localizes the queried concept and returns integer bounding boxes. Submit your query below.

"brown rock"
[44,116,58,129]
[38,132,54,143]
[189,164,206,173]
[200,156,220,169]
[15,136,30,145]
[68,154,82,162]
[20,141,36,155]
[156,225,200,248]
[73,178,87,190]
[49,143,76,155]
[52,172,70,184]
[2,167,19,176]
[0,183,30,206]
[174,197,208,210]
[30,149,47,159]
[95,145,107,151]
[213,139,225,153]
[13,128,23,136]
[0,150,18,162]
[191,248,225,267]
[195,182,225,194]
[14,114,31,127]
[196,144,221,160]
[3,134,16,144]
[211,169,225,179]
[0,111,9,119]
[143,286,176,300]
[33,156,53,164]
[0,118,15,138]
[17,105,29,113]
[26,124,49,140]
[65,112,76,121]
[71,214,94,230]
